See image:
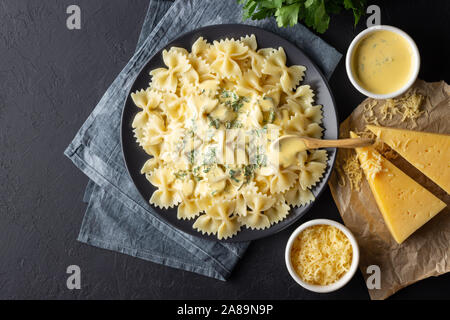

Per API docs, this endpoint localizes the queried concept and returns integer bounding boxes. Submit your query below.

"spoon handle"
[304,137,374,149]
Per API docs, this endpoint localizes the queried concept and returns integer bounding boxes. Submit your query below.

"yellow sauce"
[278,137,307,167]
[351,30,413,95]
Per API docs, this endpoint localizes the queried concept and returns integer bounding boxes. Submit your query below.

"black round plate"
[121,24,338,242]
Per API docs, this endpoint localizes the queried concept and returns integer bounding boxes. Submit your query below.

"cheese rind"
[367,125,450,194]
[351,131,446,244]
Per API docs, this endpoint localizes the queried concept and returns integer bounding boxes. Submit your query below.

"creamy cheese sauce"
[278,137,307,167]
[351,30,413,95]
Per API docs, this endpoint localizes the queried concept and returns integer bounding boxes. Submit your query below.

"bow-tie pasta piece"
[297,150,328,190]
[239,35,266,77]
[131,89,162,112]
[207,200,241,240]
[193,200,241,239]
[235,192,248,217]
[265,197,291,225]
[191,37,210,59]
[197,79,220,98]
[175,179,203,220]
[141,157,161,176]
[177,198,201,220]
[141,113,166,147]
[262,47,306,93]
[284,85,315,107]
[131,90,162,145]
[161,93,187,121]
[234,70,264,98]
[192,212,222,236]
[149,167,182,209]
[280,93,323,125]
[253,174,272,196]
[269,169,298,194]
[239,193,276,230]
[240,34,258,51]
[187,94,218,117]
[284,185,315,207]
[211,39,249,79]
[188,55,211,79]
[285,113,324,138]
[150,49,191,92]
[303,104,324,124]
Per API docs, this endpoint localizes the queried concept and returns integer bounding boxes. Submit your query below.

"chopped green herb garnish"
[187,149,196,165]
[203,147,217,165]
[229,169,241,183]
[174,170,188,180]
[219,89,247,112]
[203,166,212,173]
[221,90,230,98]
[225,120,243,129]
[243,164,256,183]
[250,145,267,167]
[208,116,221,129]
[231,100,244,112]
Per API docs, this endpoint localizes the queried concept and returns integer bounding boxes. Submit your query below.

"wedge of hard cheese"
[351,131,446,244]
[367,125,450,194]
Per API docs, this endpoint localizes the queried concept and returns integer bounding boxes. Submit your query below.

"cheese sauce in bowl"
[346,26,420,99]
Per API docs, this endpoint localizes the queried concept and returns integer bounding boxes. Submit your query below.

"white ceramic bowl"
[345,25,420,99]
[285,219,360,293]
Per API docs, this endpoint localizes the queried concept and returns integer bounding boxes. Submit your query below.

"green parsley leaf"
[275,2,301,28]
[237,0,367,33]
[304,0,330,34]
[343,0,366,26]
[260,0,284,9]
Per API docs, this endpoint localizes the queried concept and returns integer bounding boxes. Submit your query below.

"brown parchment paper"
[328,79,450,300]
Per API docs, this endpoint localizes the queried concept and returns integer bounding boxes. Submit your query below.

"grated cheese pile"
[363,91,424,127]
[337,153,363,191]
[362,100,380,126]
[358,149,386,180]
[379,92,425,125]
[290,225,353,286]
[337,132,391,191]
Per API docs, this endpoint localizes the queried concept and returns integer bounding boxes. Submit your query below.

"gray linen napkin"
[65,0,342,281]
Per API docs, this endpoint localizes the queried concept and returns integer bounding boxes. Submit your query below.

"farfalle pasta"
[131,35,327,239]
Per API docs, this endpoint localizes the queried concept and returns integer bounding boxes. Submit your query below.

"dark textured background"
[0,0,448,299]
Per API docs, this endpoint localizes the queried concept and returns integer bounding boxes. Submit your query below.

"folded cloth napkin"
[65,0,342,281]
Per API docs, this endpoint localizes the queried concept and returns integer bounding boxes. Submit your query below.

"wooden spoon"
[271,135,374,151]
[271,135,374,167]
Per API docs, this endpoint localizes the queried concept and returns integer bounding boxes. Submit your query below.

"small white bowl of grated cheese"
[285,219,360,293]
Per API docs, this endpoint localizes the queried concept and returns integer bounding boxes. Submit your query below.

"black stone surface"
[0,0,448,299]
